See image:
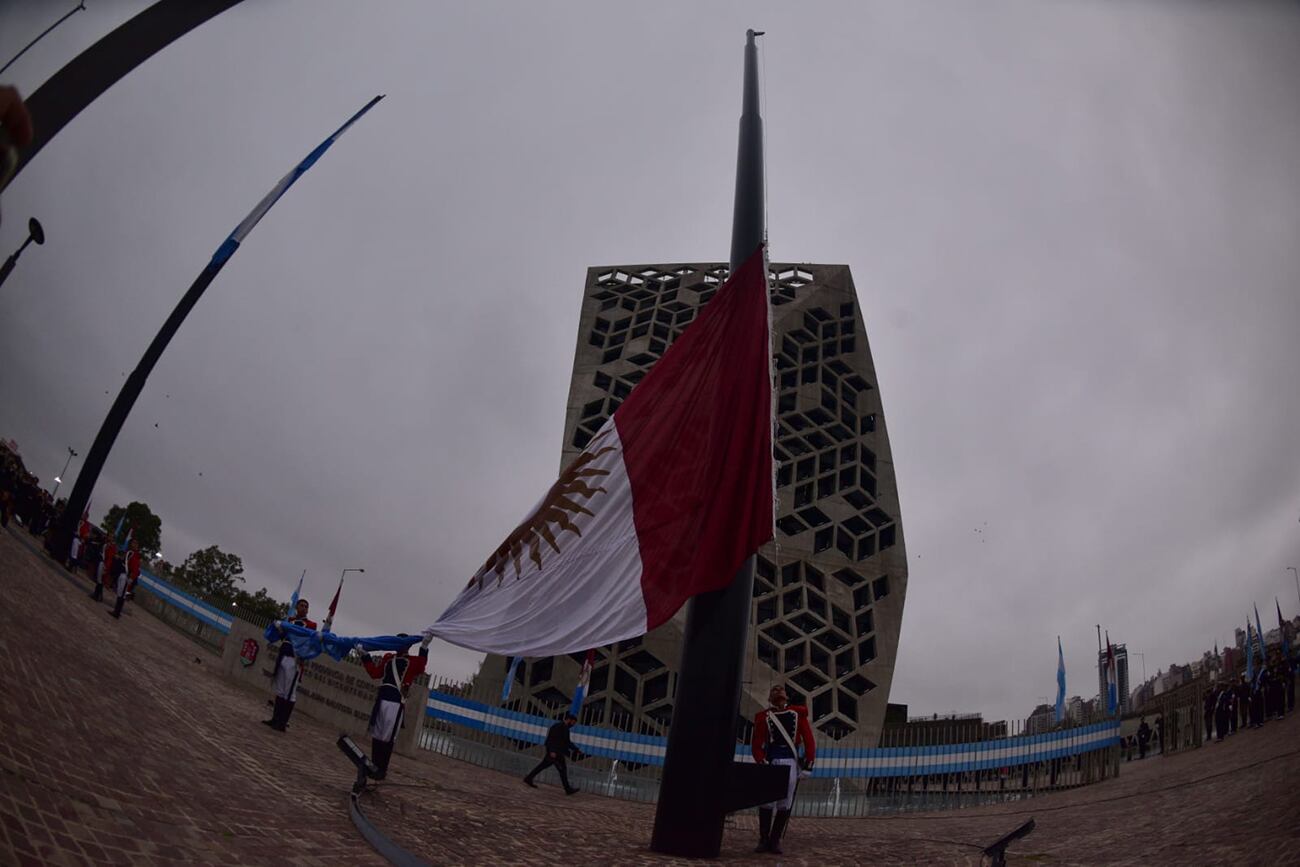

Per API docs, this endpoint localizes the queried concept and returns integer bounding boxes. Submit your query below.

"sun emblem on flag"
[473,429,617,588]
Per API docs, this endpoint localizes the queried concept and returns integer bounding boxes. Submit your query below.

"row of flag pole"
[1062,599,1296,724]
[287,569,347,631]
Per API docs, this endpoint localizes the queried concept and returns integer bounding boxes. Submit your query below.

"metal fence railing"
[417,674,1125,816]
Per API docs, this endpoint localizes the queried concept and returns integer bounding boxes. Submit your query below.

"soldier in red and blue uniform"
[358,635,430,779]
[751,684,816,855]
[262,600,316,731]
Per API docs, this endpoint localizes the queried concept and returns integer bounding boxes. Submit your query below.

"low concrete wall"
[134,585,228,654]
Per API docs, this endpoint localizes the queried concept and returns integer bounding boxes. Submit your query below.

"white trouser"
[763,757,798,810]
[273,656,302,702]
[369,698,404,743]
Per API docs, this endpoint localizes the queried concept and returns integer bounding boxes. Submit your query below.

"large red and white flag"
[426,246,773,657]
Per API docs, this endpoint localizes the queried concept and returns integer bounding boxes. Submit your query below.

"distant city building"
[1096,643,1131,714]
[879,708,1006,745]
[1065,695,1083,722]
[1025,703,1055,734]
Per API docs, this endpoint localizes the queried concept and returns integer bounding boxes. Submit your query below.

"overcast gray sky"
[1,0,1297,724]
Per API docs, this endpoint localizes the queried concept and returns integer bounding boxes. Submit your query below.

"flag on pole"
[120,526,133,547]
[113,513,125,541]
[501,657,523,702]
[288,570,306,610]
[1254,604,1267,663]
[210,95,385,268]
[425,246,774,657]
[1278,598,1292,661]
[1054,636,1066,724]
[324,575,345,630]
[1245,620,1255,684]
[570,649,597,718]
[1104,632,1119,716]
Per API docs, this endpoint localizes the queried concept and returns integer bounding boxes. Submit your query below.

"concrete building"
[1025,703,1056,735]
[1097,643,1131,715]
[879,708,1006,745]
[475,262,907,745]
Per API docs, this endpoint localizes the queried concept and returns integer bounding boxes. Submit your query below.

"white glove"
[354,642,365,654]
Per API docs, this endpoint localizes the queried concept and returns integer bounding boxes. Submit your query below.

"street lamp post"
[50,446,77,498]
[0,217,45,290]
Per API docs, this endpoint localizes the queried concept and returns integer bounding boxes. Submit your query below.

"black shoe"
[523,778,538,788]
[564,787,579,795]
[769,839,783,855]
[755,840,770,853]
[262,719,276,727]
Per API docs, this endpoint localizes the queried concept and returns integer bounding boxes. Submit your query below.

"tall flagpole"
[651,29,775,858]
[0,2,87,77]
[9,0,247,185]
[53,95,384,557]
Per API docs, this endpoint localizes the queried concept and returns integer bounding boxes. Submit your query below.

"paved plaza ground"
[1,527,1297,866]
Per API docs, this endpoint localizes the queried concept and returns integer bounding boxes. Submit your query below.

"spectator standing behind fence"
[1285,654,1296,714]
[522,713,580,795]
[1236,675,1250,730]
[1266,659,1285,721]
[1214,684,1232,742]
[1203,688,1216,742]
[1136,718,1151,759]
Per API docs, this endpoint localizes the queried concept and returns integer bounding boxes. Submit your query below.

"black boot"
[769,810,791,855]
[264,697,291,730]
[110,596,125,618]
[90,582,103,601]
[755,807,773,852]
[263,697,284,728]
[371,739,394,780]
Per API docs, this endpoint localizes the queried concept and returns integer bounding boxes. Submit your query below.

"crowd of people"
[1205,654,1294,742]
[0,445,61,539]
[1123,652,1294,761]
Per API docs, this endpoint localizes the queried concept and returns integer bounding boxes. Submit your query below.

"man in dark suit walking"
[523,713,579,795]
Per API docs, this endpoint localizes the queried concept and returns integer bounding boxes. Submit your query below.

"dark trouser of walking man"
[523,713,579,795]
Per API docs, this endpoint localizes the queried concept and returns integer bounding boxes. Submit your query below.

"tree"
[172,545,245,599]
[99,501,162,558]
[232,587,288,621]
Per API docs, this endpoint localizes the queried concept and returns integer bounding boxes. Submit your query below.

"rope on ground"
[350,786,431,867]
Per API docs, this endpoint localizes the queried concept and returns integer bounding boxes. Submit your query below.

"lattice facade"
[476,262,907,746]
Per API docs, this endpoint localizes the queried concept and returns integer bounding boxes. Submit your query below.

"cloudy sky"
[1,0,1296,724]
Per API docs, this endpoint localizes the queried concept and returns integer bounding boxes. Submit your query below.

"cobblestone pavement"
[1,527,1297,866]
